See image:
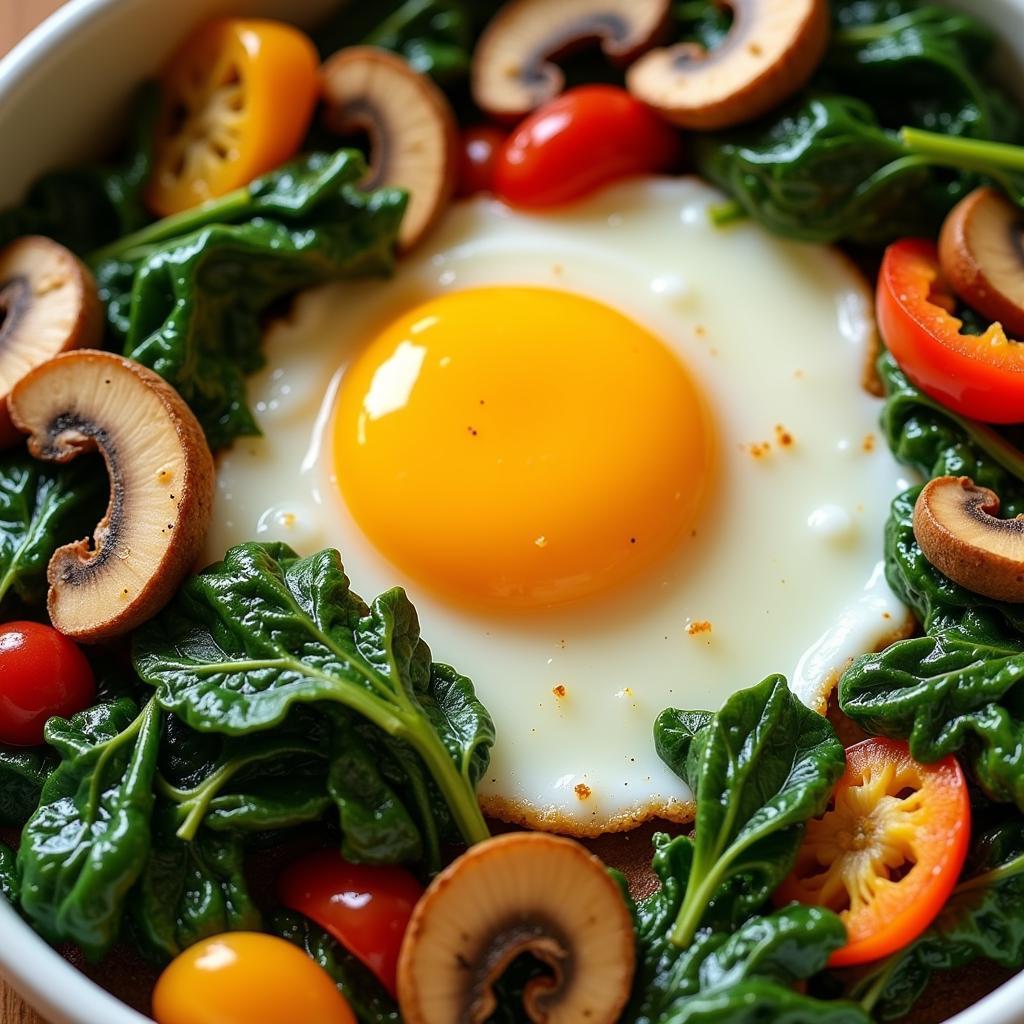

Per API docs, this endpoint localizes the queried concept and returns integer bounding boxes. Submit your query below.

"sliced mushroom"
[626,0,830,130]
[8,350,214,641]
[397,832,635,1024]
[913,476,1024,602]
[0,236,103,448]
[471,0,671,120]
[939,187,1024,337]
[320,47,459,251]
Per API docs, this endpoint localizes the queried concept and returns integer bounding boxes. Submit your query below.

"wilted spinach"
[847,819,1024,1019]
[18,698,161,959]
[655,675,845,946]
[0,745,53,827]
[91,150,406,449]
[840,356,1024,807]
[314,0,500,83]
[129,802,260,962]
[133,542,493,858]
[0,455,105,614]
[695,0,1024,243]
[273,910,400,1024]
[0,86,156,255]
[0,843,17,906]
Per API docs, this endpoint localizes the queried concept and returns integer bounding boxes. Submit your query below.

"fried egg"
[206,176,913,836]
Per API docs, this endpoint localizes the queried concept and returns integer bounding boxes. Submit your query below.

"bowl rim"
[0,1,1023,1023]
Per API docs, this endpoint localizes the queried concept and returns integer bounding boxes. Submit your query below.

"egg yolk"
[333,286,713,609]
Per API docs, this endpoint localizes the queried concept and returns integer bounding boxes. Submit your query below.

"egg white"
[207,177,913,836]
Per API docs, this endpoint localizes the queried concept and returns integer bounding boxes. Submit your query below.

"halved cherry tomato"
[277,850,424,997]
[457,125,508,197]
[153,932,356,1024]
[0,621,94,746]
[493,85,681,208]
[777,737,970,967]
[877,238,1024,423]
[147,18,319,217]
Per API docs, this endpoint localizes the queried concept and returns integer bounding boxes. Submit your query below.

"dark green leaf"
[133,542,491,858]
[17,698,161,958]
[271,909,399,1024]
[0,85,157,254]
[0,745,53,827]
[130,801,260,963]
[0,454,105,613]
[92,151,405,449]
[0,842,17,906]
[658,676,845,946]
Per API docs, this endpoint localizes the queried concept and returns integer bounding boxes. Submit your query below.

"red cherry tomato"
[0,621,95,746]
[777,738,970,967]
[877,238,1024,423]
[458,125,508,197]
[493,85,681,209]
[277,849,424,997]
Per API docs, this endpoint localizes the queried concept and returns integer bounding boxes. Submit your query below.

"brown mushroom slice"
[321,47,459,251]
[8,350,214,641]
[939,187,1024,337]
[913,476,1024,602]
[397,832,635,1024]
[0,236,103,448]
[471,0,671,120]
[626,0,829,130]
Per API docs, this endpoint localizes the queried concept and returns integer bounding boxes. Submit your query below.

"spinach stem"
[901,127,1024,174]
[88,186,253,263]
[86,698,154,820]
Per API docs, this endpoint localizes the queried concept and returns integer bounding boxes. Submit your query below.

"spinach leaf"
[656,676,845,946]
[694,0,1024,243]
[272,909,399,1024]
[0,745,53,827]
[91,151,405,449]
[0,85,157,255]
[0,455,105,613]
[850,820,1024,1019]
[133,542,492,857]
[0,843,17,906]
[628,836,868,1024]
[130,802,260,963]
[314,0,499,83]
[17,698,161,959]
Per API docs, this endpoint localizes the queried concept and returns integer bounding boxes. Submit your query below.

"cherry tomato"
[153,932,355,1024]
[0,621,94,746]
[277,850,424,997]
[457,125,508,197]
[877,238,1024,423]
[493,85,681,208]
[147,18,319,217]
[777,737,970,967]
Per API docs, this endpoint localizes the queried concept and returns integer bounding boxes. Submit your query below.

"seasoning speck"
[574,784,592,800]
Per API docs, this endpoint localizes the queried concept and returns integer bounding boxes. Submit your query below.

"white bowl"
[2,1,1024,1021]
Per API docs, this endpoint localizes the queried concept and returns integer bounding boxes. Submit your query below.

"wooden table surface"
[1,4,64,1021]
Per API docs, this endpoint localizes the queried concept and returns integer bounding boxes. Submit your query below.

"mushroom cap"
[0,236,103,448]
[626,0,830,130]
[321,46,459,252]
[8,350,215,641]
[471,0,671,120]
[939,186,1024,337]
[397,832,635,1024]
[913,475,1024,603]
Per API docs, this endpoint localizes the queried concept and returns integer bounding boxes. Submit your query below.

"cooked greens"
[0,745,53,827]
[0,455,105,614]
[91,151,406,449]
[0,843,17,907]
[628,678,862,1023]
[695,0,1024,243]
[840,356,1024,808]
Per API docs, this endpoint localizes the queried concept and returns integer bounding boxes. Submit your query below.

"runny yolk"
[332,286,714,610]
